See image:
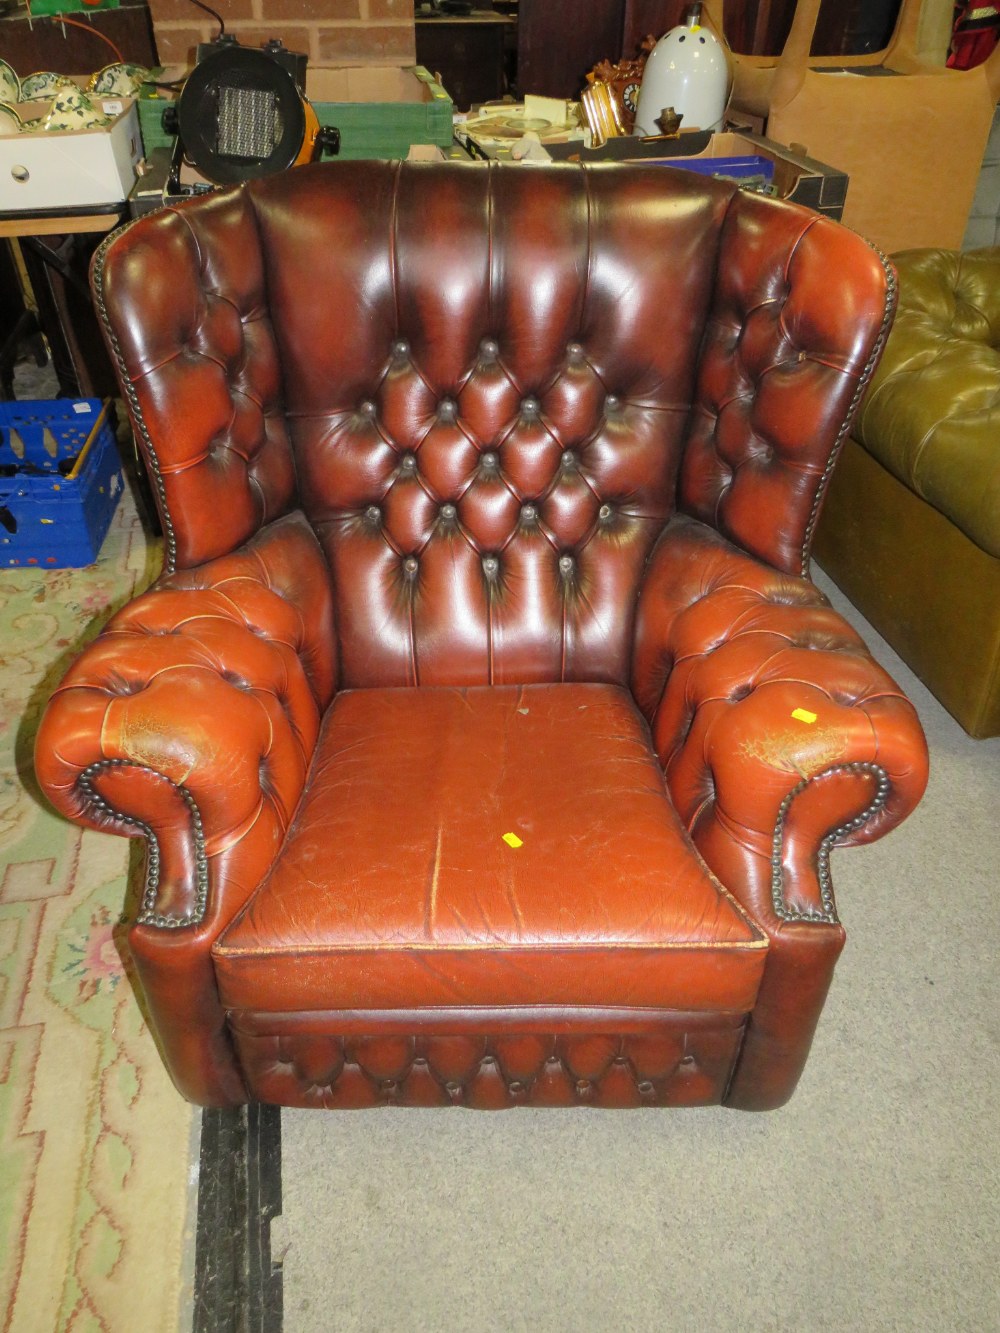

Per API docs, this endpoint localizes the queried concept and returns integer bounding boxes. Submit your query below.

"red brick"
[260,0,360,19]
[152,23,214,65]
[365,0,415,18]
[148,0,254,25]
[316,22,415,63]
[224,22,316,55]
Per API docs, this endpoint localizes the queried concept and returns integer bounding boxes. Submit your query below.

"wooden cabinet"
[415,13,514,110]
[517,1,625,98]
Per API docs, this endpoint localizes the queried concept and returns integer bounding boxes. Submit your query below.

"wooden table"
[0,206,126,399]
[0,210,122,239]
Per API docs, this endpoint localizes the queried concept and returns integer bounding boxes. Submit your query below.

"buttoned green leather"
[856,247,1000,559]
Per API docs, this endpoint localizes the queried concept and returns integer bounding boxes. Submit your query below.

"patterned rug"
[0,482,195,1331]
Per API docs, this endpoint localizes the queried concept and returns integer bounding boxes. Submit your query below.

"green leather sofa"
[814,247,1000,738]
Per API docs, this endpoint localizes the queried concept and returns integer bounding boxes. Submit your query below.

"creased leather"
[214,684,766,1015]
[633,514,926,881]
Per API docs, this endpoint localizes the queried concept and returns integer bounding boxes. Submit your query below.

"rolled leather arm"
[634,514,928,922]
[632,516,929,1108]
[37,606,322,928]
[36,510,335,930]
[34,511,336,1105]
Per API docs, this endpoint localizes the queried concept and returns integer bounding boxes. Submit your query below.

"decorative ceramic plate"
[0,58,19,104]
[465,116,552,139]
[43,89,109,131]
[19,71,76,100]
[89,62,149,96]
[0,102,21,134]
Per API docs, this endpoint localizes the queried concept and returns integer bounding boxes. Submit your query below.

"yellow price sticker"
[791,708,818,724]
[501,832,523,849]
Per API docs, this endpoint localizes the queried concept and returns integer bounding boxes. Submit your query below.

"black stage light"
[163,36,340,192]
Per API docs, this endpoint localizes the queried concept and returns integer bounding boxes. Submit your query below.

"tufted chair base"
[213,682,766,1108]
[228,1012,748,1110]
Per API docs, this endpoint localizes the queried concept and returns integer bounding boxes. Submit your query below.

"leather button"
[392,338,410,358]
[599,503,613,522]
[575,1078,592,1094]
[399,452,417,472]
[520,503,537,523]
[109,677,144,696]
[637,1079,655,1095]
[558,554,575,576]
[438,397,457,422]
[402,556,419,576]
[507,1080,525,1094]
[520,396,540,418]
[605,394,621,412]
[480,337,499,360]
[566,342,585,363]
[359,400,377,418]
[439,502,457,521]
[364,504,381,525]
[480,451,498,470]
[482,554,500,578]
[560,450,576,468]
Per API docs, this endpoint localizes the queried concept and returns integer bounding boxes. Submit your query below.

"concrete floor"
[275,574,1000,1333]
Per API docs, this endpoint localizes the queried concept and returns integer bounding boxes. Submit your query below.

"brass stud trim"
[799,244,897,576]
[77,758,209,928]
[770,760,891,924]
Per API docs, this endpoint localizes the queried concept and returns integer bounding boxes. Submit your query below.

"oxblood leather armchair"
[35,162,929,1112]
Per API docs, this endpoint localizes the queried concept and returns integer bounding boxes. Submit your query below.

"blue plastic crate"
[655,153,776,190]
[0,398,124,568]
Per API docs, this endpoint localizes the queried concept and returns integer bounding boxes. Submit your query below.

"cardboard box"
[647,130,848,221]
[722,0,1000,252]
[454,101,586,162]
[1,94,143,211]
[537,130,849,221]
[761,68,992,252]
[406,143,469,162]
[138,64,453,163]
[0,398,123,568]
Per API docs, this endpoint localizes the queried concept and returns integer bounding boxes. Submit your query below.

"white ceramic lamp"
[633,3,730,136]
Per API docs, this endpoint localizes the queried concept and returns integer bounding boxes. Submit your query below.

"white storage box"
[1,95,143,211]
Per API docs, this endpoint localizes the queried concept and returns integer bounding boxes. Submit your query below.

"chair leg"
[193,1103,283,1333]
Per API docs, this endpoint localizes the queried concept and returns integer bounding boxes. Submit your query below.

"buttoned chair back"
[97,162,890,689]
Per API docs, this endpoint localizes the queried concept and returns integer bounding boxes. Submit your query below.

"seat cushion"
[214,683,766,1015]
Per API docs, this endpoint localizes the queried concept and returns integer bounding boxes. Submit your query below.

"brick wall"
[149,0,415,70]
